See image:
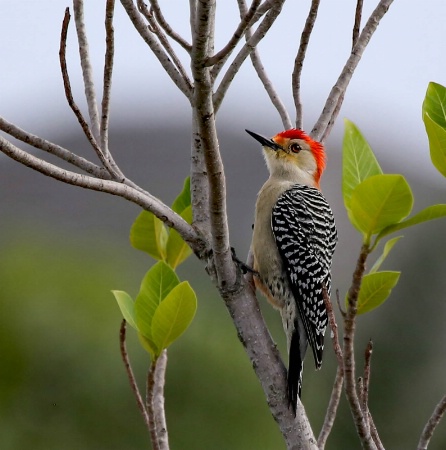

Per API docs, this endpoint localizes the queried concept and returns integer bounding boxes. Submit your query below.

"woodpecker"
[246,128,337,412]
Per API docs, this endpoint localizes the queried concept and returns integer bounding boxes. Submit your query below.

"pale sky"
[2,1,446,183]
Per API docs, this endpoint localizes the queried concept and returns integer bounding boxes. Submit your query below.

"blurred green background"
[1,124,446,449]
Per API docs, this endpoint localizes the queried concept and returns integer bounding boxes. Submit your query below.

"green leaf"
[134,262,180,341]
[166,205,193,268]
[354,271,400,315]
[377,204,446,242]
[349,174,413,240]
[422,81,446,129]
[423,112,446,178]
[151,281,197,352]
[171,177,191,214]
[111,290,138,330]
[342,119,383,209]
[130,210,168,260]
[138,333,158,358]
[369,236,403,274]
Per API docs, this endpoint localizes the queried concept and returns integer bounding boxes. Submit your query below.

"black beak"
[245,129,283,151]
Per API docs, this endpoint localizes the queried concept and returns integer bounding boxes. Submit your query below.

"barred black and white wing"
[272,184,337,406]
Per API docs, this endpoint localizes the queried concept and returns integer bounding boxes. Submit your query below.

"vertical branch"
[292,0,320,129]
[191,0,236,287]
[352,0,364,47]
[73,0,101,142]
[101,0,115,155]
[147,358,161,450]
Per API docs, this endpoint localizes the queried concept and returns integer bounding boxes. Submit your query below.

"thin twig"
[120,0,193,101]
[119,320,151,429]
[206,0,261,67]
[352,0,364,48]
[73,0,101,143]
[369,413,385,450]
[101,0,115,155]
[213,0,285,112]
[343,244,377,450]
[292,0,320,129]
[311,0,394,142]
[137,1,193,91]
[148,0,191,52]
[59,8,123,180]
[147,358,161,450]
[0,117,110,179]
[0,135,205,255]
[237,0,292,129]
[318,286,344,449]
[362,339,373,423]
[418,395,446,450]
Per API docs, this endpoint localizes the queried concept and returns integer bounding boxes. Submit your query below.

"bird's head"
[246,128,326,188]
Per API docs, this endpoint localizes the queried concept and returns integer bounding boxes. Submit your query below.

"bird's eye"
[290,143,301,153]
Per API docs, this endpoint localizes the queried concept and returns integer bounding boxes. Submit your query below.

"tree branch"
[0,117,110,179]
[100,0,115,155]
[119,320,151,430]
[318,287,344,449]
[152,350,169,450]
[237,0,292,129]
[206,0,261,68]
[73,0,101,143]
[0,135,205,255]
[120,0,193,101]
[311,0,394,142]
[213,0,285,113]
[352,0,364,48]
[191,0,236,287]
[292,0,320,130]
[137,0,193,91]
[418,395,446,450]
[343,244,377,450]
[147,0,192,52]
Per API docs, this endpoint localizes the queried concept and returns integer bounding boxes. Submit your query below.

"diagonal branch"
[120,0,193,101]
[311,0,394,142]
[137,0,193,91]
[0,135,204,255]
[418,395,446,450]
[292,0,320,130]
[148,0,192,52]
[0,117,110,179]
[73,0,101,143]
[213,0,285,112]
[237,0,292,130]
[206,0,261,68]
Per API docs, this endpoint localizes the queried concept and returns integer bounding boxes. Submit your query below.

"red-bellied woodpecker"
[246,128,337,412]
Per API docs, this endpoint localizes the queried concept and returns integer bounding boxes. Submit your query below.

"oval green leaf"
[377,204,446,242]
[422,81,446,129]
[166,205,193,269]
[138,333,158,358]
[111,290,138,330]
[355,271,400,315]
[342,119,383,210]
[134,261,180,340]
[151,281,197,352]
[423,112,446,178]
[349,174,413,239]
[130,210,168,260]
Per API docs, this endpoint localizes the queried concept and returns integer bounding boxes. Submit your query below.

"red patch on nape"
[275,128,326,186]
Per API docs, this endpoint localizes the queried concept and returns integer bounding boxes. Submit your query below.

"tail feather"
[287,328,304,414]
